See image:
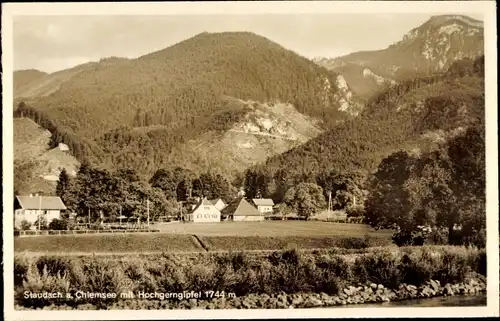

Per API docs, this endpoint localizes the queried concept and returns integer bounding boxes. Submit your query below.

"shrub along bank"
[14,246,486,310]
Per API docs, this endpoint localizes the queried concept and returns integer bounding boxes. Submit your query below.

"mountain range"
[13,15,485,195]
[313,15,484,102]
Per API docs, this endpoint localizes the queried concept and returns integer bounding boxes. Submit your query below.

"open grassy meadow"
[15,221,393,254]
[154,221,392,236]
[15,234,204,253]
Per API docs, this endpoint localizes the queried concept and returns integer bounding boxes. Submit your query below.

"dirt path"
[191,234,209,252]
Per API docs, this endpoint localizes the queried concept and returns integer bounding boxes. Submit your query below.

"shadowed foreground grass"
[15,234,204,253]
[200,235,392,251]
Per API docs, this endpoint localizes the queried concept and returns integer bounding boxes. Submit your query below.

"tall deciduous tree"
[364,151,417,231]
[193,172,234,202]
[149,168,178,200]
[365,123,486,246]
[283,182,326,220]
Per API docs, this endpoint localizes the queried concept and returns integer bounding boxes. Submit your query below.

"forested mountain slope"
[257,55,484,189]
[314,15,484,101]
[14,32,361,180]
[14,69,48,95]
[14,118,80,195]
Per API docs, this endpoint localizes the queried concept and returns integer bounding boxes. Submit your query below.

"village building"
[14,195,66,229]
[209,198,227,211]
[185,197,221,223]
[58,143,70,152]
[222,197,264,222]
[252,198,275,215]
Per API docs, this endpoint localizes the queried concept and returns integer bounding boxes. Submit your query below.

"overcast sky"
[13,13,484,73]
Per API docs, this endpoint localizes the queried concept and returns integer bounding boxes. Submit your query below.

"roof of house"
[16,195,67,210]
[222,197,262,216]
[209,198,224,205]
[252,198,275,206]
[191,197,219,213]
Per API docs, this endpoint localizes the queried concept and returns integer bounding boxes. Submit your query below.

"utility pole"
[119,205,122,226]
[38,194,42,231]
[147,199,150,229]
[180,201,184,223]
[328,191,332,213]
[88,208,91,227]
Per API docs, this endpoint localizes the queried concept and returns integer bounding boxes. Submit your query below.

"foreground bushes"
[17,278,487,310]
[14,246,486,309]
[392,227,487,248]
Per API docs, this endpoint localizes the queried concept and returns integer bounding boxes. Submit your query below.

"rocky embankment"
[17,277,486,310]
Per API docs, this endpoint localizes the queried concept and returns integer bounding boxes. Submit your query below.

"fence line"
[15,229,161,237]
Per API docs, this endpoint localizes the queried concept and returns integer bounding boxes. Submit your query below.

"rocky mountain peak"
[313,15,484,102]
[401,14,483,43]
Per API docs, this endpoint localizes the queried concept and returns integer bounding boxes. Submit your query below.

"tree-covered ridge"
[14,69,48,94]
[23,32,353,138]
[14,32,360,178]
[257,56,484,188]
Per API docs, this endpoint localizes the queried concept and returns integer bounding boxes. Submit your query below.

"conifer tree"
[56,168,70,197]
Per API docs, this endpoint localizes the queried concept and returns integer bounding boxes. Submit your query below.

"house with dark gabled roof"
[222,197,264,222]
[186,197,221,223]
[14,195,67,229]
[252,198,275,215]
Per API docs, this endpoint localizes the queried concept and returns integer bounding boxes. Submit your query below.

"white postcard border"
[2,1,498,320]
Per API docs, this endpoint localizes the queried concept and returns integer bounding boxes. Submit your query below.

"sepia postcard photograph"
[2,1,499,320]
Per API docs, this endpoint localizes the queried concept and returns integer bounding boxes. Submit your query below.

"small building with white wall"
[14,195,66,229]
[185,197,221,223]
[252,198,275,215]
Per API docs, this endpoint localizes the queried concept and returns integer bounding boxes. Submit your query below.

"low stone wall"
[16,277,486,310]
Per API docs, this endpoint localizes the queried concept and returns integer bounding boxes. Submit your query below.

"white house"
[252,198,275,215]
[209,198,226,211]
[185,197,221,223]
[14,195,66,229]
[222,197,264,222]
[58,143,70,152]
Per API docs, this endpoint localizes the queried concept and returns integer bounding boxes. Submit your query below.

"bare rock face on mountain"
[314,15,484,101]
[165,99,323,178]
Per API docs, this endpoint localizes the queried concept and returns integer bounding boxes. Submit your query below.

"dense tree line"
[364,121,485,246]
[56,164,175,222]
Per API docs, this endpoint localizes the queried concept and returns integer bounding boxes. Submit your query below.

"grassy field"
[154,221,393,236]
[200,235,392,251]
[14,221,393,253]
[15,234,204,253]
